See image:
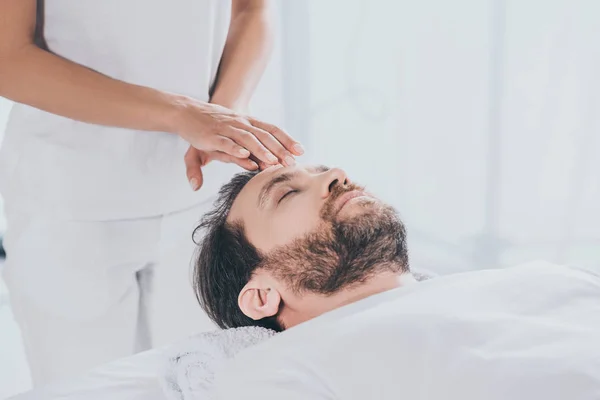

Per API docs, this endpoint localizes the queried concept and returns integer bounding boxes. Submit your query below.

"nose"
[319,168,349,198]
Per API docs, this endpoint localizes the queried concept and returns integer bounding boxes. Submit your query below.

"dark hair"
[192,171,283,332]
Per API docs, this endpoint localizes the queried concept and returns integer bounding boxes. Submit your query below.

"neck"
[280,271,414,329]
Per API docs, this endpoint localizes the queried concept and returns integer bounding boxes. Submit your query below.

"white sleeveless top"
[0,0,240,220]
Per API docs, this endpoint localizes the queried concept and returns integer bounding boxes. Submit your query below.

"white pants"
[2,200,217,387]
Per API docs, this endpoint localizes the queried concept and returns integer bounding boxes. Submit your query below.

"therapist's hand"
[173,98,303,167]
[185,147,266,191]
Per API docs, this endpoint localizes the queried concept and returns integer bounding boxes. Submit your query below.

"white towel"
[160,326,277,400]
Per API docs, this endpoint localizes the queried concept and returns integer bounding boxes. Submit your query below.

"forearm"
[210,4,274,109]
[0,44,185,133]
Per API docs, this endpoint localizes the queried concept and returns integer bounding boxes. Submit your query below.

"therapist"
[0,0,302,386]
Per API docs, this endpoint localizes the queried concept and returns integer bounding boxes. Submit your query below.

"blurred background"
[1,0,600,396]
[298,0,600,274]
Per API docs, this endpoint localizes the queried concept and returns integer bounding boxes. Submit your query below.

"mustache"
[320,182,366,220]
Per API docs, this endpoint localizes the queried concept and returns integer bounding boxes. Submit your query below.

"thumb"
[185,147,205,191]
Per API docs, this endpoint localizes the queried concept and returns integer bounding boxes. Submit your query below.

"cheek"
[276,209,320,243]
[254,206,322,252]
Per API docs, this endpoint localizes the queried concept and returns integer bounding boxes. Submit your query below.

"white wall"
[0,97,11,234]
[294,0,600,273]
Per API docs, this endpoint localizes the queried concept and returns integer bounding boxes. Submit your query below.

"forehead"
[227,164,325,222]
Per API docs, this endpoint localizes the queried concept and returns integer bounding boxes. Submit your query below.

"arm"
[0,0,181,133]
[0,0,301,164]
[210,0,275,112]
[186,0,304,189]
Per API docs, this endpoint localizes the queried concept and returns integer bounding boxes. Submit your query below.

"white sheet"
[216,261,600,400]
[6,272,437,400]
[9,347,167,400]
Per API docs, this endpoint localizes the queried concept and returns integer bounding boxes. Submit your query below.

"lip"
[334,190,369,213]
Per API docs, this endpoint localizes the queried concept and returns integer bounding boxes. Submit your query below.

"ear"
[238,275,281,321]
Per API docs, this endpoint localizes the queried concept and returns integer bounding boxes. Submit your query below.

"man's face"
[227,164,407,296]
[227,165,382,253]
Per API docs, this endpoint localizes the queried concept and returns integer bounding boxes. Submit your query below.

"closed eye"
[278,189,298,204]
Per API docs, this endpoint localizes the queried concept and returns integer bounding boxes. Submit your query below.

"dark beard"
[261,185,409,295]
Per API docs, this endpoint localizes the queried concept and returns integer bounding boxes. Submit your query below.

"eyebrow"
[257,171,299,208]
[256,166,330,209]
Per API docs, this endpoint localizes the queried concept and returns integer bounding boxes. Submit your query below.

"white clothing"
[0,0,235,220]
[216,262,600,400]
[0,0,240,387]
[2,201,218,386]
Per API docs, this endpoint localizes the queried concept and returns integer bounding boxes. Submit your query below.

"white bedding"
[216,262,600,400]
[13,264,597,400]
[7,325,278,400]
[7,270,438,400]
[160,327,276,400]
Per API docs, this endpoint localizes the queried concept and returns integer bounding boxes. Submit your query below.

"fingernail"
[239,148,250,157]
[249,161,259,170]
[267,153,278,163]
[189,178,199,191]
[293,143,305,155]
[284,155,296,166]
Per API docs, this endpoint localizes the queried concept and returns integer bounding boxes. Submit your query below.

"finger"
[244,125,296,167]
[184,147,204,191]
[209,151,259,171]
[249,119,304,156]
[208,135,251,159]
[225,127,279,165]
[250,154,273,171]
